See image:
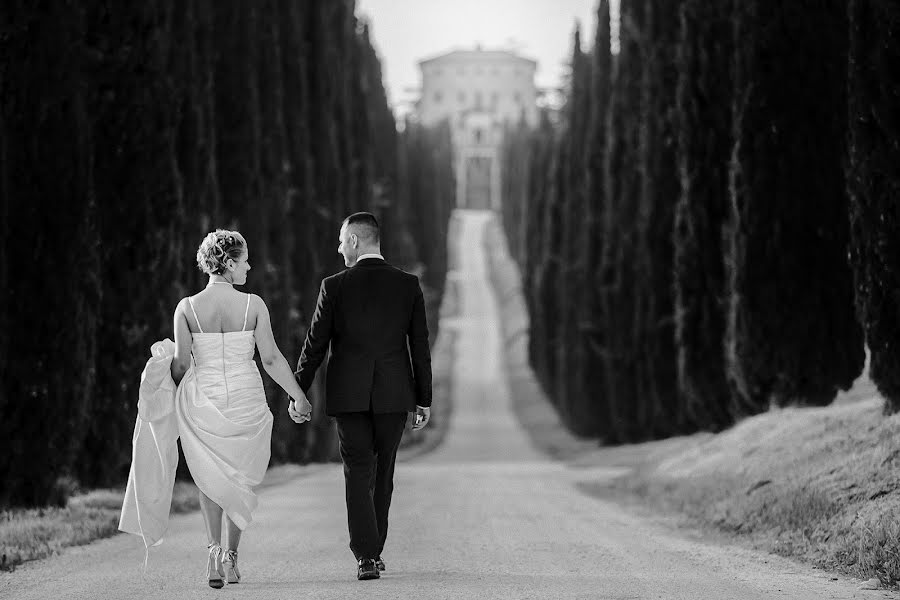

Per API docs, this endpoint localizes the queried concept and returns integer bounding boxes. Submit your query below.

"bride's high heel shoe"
[207,543,225,589]
[222,549,241,584]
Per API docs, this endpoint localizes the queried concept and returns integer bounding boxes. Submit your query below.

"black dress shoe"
[357,558,380,580]
[375,556,385,571]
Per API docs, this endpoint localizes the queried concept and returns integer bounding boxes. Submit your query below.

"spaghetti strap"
[187,297,204,334]
[242,294,251,331]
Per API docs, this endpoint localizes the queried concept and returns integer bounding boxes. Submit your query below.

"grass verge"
[0,463,309,572]
[587,398,900,587]
[0,481,199,572]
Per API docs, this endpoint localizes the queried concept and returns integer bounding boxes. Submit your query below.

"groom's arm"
[295,279,334,393]
[408,278,432,408]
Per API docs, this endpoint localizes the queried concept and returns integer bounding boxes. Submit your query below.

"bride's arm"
[171,299,192,385]
[253,295,309,408]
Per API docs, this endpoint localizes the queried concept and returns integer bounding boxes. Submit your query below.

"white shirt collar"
[356,253,384,263]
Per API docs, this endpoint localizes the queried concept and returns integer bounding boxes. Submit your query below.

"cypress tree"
[531,129,564,401]
[398,119,456,331]
[556,25,597,434]
[629,0,681,437]
[306,1,348,281]
[725,0,864,413]
[523,114,556,395]
[672,0,734,430]
[500,122,532,268]
[0,2,101,502]
[292,1,350,462]
[270,0,314,461]
[80,0,188,488]
[847,0,900,412]
[582,0,613,440]
[176,0,222,231]
[0,44,9,452]
[599,0,645,442]
[255,0,303,462]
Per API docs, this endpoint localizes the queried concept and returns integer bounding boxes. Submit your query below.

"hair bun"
[196,229,246,276]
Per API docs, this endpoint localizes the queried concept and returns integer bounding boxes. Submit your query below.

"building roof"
[418,47,537,67]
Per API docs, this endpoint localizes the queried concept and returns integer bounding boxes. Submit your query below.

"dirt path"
[3,210,894,600]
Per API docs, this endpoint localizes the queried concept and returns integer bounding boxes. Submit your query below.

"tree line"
[0,0,455,507]
[501,0,899,442]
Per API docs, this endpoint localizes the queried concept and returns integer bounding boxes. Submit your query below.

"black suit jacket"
[295,258,432,416]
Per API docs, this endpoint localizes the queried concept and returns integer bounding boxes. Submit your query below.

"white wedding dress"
[176,294,273,530]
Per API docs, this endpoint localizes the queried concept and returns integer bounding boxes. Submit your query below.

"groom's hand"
[412,405,431,431]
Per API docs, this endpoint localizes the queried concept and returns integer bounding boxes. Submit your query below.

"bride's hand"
[297,394,312,417]
[288,396,312,424]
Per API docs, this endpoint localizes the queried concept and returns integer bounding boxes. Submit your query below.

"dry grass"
[584,396,900,587]
[0,463,312,572]
[0,481,199,572]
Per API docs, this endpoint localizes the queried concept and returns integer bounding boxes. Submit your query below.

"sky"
[354,0,604,116]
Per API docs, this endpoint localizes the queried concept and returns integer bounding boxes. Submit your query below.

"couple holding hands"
[121,212,432,587]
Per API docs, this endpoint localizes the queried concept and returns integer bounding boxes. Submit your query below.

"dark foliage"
[0,1,454,507]
[725,0,864,413]
[672,0,734,431]
[596,0,647,443]
[847,0,900,412]
[581,0,613,440]
[500,0,872,443]
[629,0,682,438]
[554,26,596,433]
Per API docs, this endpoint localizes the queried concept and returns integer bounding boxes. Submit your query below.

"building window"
[457,66,466,76]
[458,91,466,104]
[490,92,499,108]
[474,129,483,144]
[491,67,499,76]
[434,68,443,77]
[434,91,443,103]
[474,91,483,109]
[513,91,522,104]
[475,67,483,76]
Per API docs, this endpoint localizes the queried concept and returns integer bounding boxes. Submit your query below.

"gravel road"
[3,210,895,600]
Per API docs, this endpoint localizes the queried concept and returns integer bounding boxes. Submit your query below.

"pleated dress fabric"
[176,295,273,530]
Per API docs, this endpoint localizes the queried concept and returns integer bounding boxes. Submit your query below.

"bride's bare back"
[186,285,258,334]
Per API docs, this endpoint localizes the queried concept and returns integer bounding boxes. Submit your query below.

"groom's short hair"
[344,212,380,245]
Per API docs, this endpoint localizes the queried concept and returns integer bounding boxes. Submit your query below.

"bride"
[170,229,312,589]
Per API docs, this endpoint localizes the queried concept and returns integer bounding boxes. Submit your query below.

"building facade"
[416,47,538,211]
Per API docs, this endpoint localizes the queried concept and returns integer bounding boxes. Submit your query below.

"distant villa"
[415,46,539,211]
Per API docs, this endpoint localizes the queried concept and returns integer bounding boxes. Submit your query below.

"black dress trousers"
[335,410,408,560]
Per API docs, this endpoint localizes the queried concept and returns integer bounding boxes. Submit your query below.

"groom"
[292,211,432,580]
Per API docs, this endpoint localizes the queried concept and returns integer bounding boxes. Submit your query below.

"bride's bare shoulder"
[173,296,189,313]
[172,297,193,325]
[248,293,270,314]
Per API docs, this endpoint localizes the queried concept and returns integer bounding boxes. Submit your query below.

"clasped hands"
[288,394,313,424]
[288,398,429,428]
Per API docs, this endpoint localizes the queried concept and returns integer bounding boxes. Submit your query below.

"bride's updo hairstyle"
[196,229,247,275]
